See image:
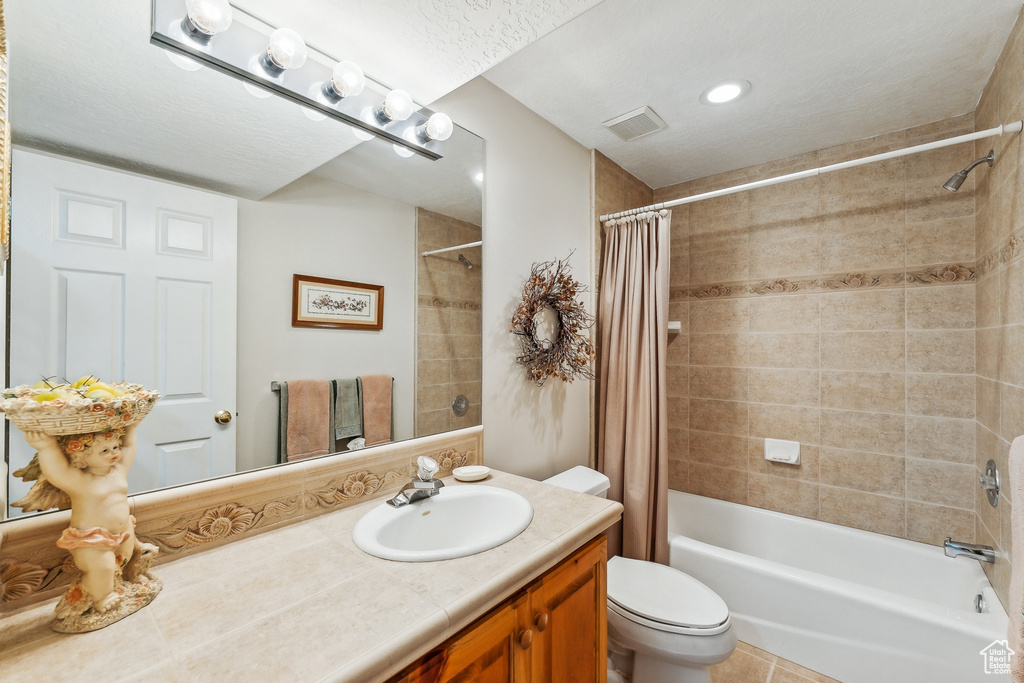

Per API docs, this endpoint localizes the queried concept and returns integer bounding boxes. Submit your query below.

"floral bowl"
[0,382,161,436]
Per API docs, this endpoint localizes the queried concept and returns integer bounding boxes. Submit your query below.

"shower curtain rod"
[600,120,1024,222]
[421,240,482,256]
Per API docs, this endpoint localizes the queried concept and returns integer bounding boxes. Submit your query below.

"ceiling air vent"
[602,106,668,142]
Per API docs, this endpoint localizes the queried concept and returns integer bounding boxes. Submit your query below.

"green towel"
[278,382,289,464]
[334,379,363,440]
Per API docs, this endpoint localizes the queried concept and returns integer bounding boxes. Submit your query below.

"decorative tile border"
[672,263,976,301]
[0,427,483,610]
[418,295,482,311]
[976,225,1024,279]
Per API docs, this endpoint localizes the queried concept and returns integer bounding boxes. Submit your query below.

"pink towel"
[360,375,392,447]
[286,380,332,462]
[1011,435,1024,682]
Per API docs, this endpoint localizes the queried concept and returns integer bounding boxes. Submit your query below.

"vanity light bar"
[150,0,444,160]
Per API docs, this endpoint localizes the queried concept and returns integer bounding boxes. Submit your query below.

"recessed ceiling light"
[699,79,751,105]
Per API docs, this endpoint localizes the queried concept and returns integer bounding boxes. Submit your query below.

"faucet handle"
[416,456,440,481]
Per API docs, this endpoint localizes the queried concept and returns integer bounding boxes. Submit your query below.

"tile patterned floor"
[710,641,843,683]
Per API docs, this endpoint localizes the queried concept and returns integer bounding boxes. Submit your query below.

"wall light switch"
[764,438,800,465]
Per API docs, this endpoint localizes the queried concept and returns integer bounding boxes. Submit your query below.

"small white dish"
[453,465,491,482]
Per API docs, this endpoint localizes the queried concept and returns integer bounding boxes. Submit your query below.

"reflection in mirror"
[3,0,483,519]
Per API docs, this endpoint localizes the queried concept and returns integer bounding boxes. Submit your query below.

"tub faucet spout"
[944,537,994,563]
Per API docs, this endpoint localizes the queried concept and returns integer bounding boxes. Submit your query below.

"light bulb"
[699,79,751,105]
[707,84,741,103]
[421,112,453,141]
[264,28,307,72]
[393,144,415,158]
[327,61,365,99]
[184,0,233,37]
[378,89,414,123]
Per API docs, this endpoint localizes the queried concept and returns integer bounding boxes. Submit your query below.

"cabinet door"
[392,596,524,683]
[525,535,608,683]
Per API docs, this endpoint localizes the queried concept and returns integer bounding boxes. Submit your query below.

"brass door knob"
[534,613,549,632]
[214,410,233,425]
[519,629,533,650]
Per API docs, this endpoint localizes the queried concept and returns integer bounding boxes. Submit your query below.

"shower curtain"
[597,210,671,564]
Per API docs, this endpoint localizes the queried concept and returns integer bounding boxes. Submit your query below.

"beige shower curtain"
[598,210,671,564]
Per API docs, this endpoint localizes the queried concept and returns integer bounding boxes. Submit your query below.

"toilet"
[543,466,737,683]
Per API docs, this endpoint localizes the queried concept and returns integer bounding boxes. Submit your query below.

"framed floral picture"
[291,274,384,330]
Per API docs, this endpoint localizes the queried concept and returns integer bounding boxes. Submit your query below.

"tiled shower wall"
[973,8,1024,608]
[594,114,982,549]
[415,208,482,437]
[655,115,979,546]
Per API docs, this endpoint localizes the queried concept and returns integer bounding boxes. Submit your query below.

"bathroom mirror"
[2,0,483,519]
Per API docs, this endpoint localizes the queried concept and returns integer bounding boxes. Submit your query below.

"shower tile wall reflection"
[415,208,482,436]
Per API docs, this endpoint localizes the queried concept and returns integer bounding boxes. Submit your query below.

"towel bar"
[270,376,393,393]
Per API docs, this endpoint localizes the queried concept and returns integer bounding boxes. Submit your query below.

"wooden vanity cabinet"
[391,535,608,683]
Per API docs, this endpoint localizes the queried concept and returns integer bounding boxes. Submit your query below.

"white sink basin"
[352,485,534,562]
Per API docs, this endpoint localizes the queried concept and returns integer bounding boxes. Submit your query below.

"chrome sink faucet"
[387,456,445,508]
[944,537,995,563]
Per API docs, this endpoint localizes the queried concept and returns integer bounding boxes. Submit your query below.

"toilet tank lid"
[542,465,610,496]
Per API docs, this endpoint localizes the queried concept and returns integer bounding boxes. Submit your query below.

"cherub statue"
[13,426,161,631]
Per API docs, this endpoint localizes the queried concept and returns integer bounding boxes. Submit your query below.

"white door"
[8,149,237,508]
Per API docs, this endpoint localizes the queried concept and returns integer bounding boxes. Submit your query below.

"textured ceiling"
[15,1,1020,204]
[312,124,484,226]
[484,0,1024,189]
[8,0,361,200]
[8,0,486,216]
[231,0,606,105]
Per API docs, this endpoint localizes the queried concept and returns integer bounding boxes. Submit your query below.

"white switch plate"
[764,438,800,465]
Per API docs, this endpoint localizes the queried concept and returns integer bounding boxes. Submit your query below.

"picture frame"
[291,274,384,330]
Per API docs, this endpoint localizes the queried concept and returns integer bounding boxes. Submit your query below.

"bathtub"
[667,491,1010,683]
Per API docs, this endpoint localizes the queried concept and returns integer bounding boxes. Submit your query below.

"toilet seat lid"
[607,556,729,630]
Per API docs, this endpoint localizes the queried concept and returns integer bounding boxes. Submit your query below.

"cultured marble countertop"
[0,470,622,682]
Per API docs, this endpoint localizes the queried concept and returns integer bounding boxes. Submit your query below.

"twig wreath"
[510,254,595,386]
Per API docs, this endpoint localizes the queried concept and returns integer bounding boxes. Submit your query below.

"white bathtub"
[667,491,1009,683]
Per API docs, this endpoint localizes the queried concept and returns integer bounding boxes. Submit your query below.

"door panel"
[527,536,607,683]
[8,149,237,512]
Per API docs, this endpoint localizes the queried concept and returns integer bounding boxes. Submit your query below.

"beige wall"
[415,208,482,437]
[236,175,417,472]
[974,9,1024,609]
[432,78,594,479]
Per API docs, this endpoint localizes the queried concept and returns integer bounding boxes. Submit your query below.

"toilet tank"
[543,466,610,498]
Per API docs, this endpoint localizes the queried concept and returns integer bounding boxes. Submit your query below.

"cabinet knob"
[534,613,549,632]
[519,629,534,650]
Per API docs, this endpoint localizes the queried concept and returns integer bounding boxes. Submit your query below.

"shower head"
[458,254,474,269]
[943,149,994,192]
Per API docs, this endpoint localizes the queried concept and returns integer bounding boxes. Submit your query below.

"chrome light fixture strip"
[150,0,443,160]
